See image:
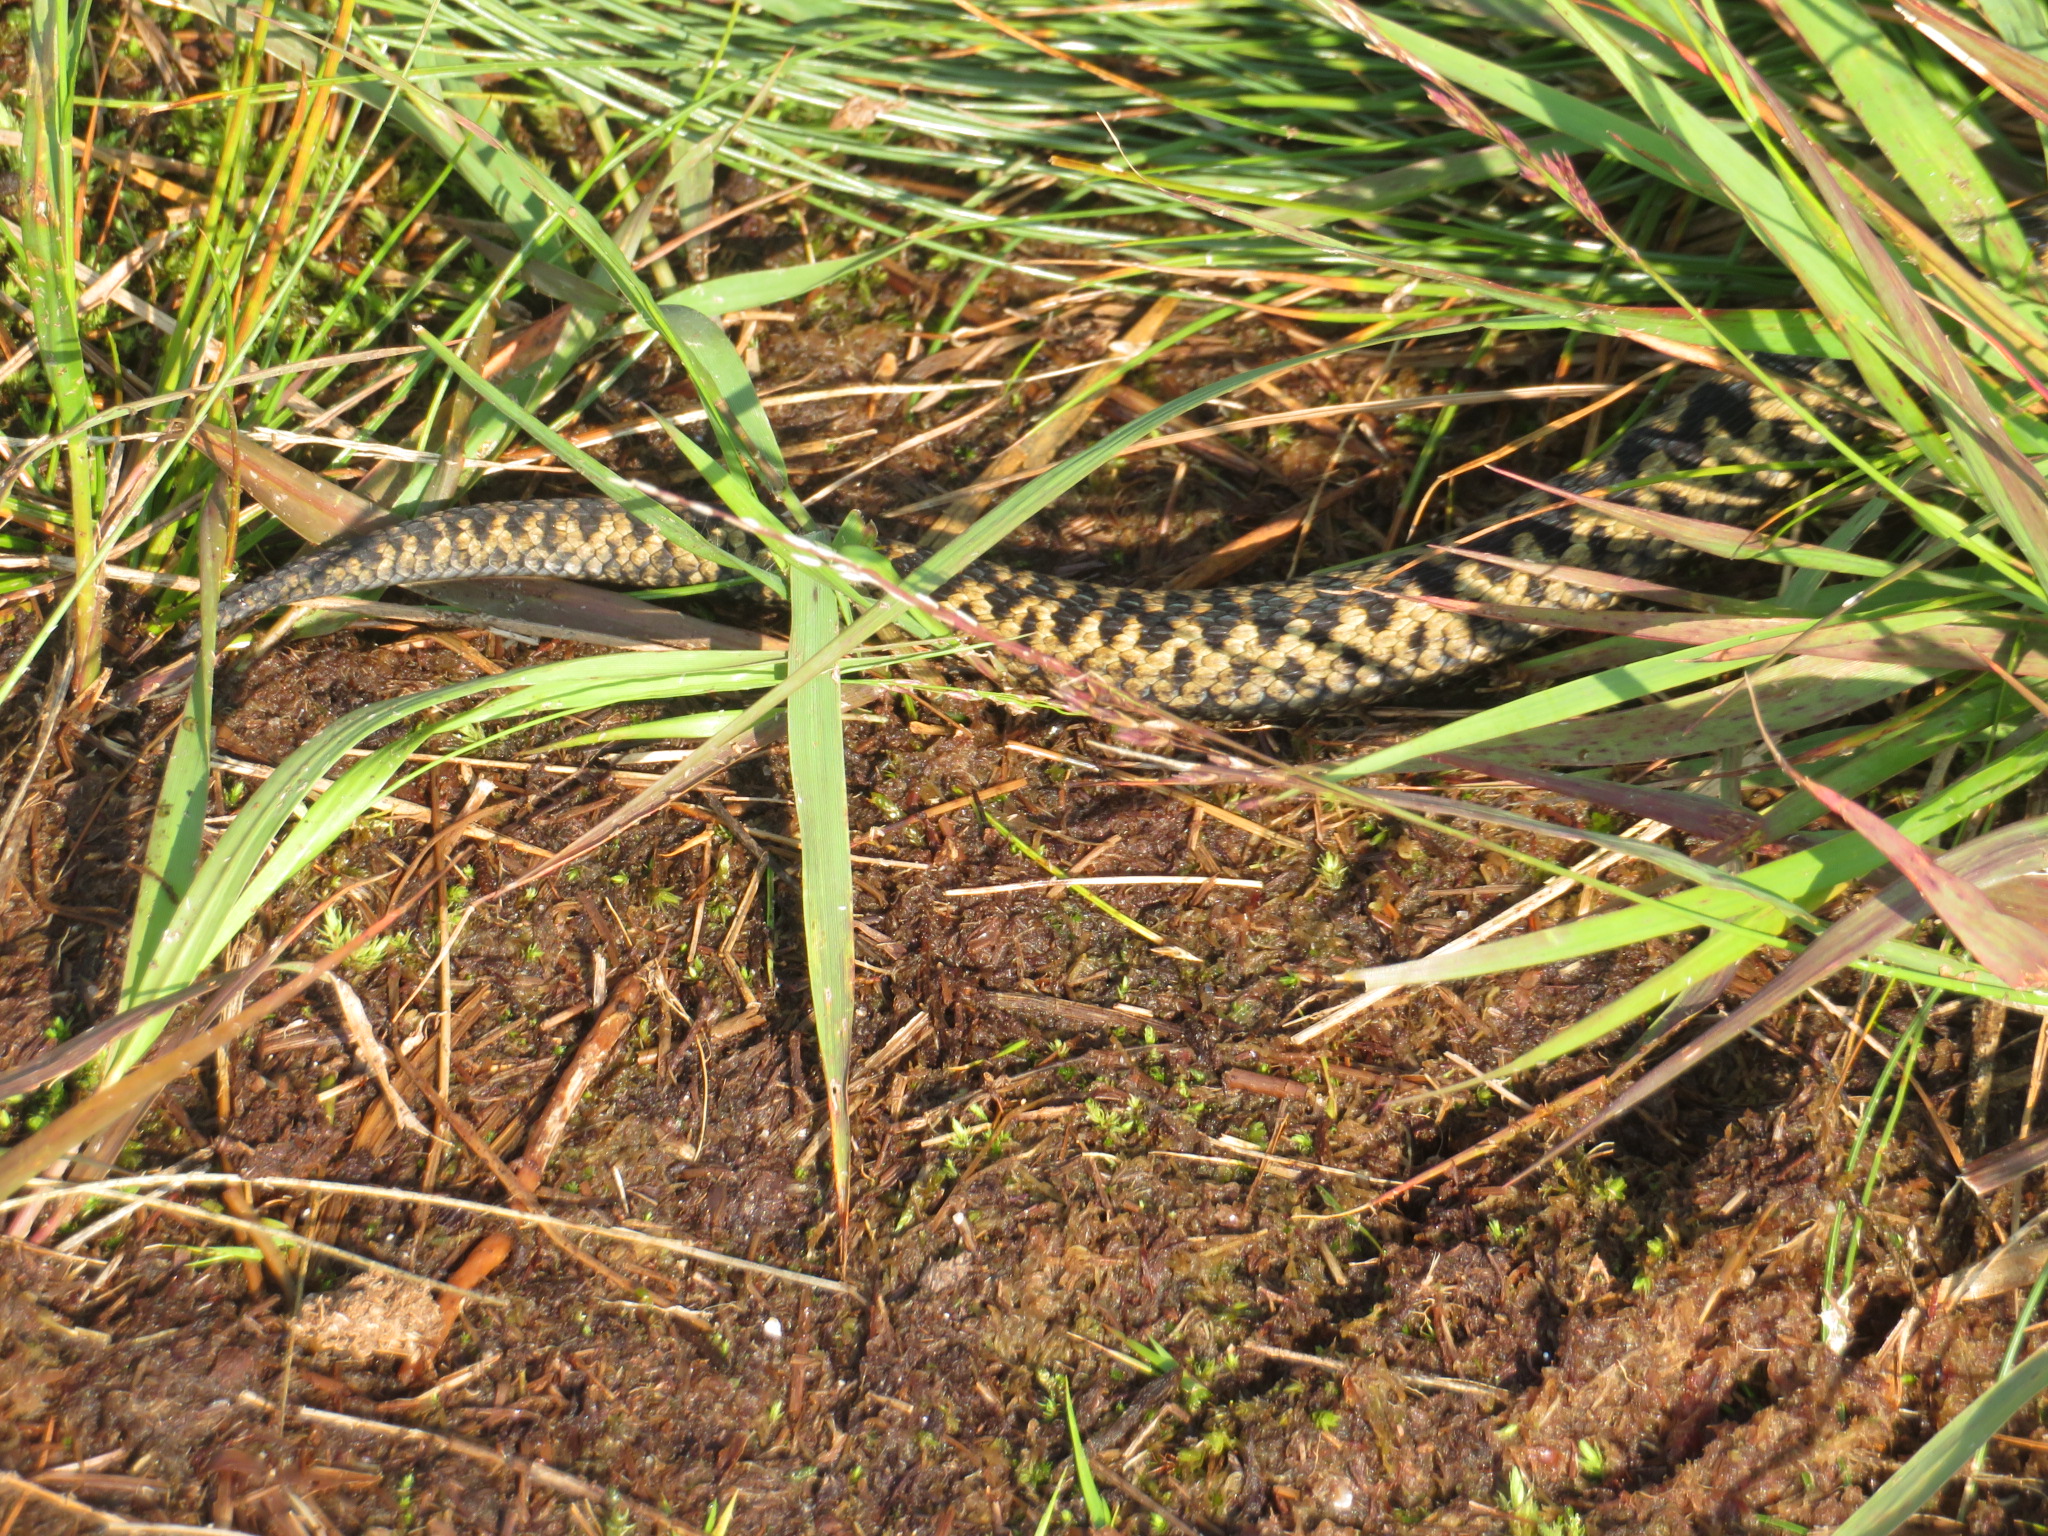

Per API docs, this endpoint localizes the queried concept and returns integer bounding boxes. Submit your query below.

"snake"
[205,357,1852,721]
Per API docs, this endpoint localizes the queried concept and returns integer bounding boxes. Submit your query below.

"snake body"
[211,361,1849,720]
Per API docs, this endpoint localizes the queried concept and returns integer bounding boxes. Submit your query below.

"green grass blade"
[110,505,219,1080]
[1831,1349,2048,1533]
[1063,1378,1113,1529]
[1314,5,1719,200]
[1789,0,2028,279]
[116,652,787,1068]
[787,568,857,1221]
[658,253,883,319]
[1328,646,1871,778]
[1332,689,2035,998]
[1541,3,1879,333]
[1262,137,1571,226]
[1358,788,1815,923]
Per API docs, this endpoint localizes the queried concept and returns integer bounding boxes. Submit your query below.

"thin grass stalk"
[21,0,102,685]
[233,104,385,382]
[132,5,277,579]
[233,0,359,355]
[165,0,275,379]
[270,159,457,414]
[1835,987,1928,1297]
[1820,977,1904,1301]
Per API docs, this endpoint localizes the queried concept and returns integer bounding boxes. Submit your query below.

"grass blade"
[1434,753,1763,843]
[1823,1344,2048,1533]
[1899,0,2048,129]
[1313,3,1717,200]
[1774,0,2029,282]
[1327,692,2037,997]
[109,608,215,1080]
[787,567,857,1223]
[1480,806,2048,1135]
[1331,644,1926,776]
[1063,1378,1113,1529]
[1760,737,2048,988]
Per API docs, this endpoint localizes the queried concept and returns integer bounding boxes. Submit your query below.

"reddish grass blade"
[1965,1117,2048,1196]
[1756,708,2048,988]
[1434,752,1764,843]
[1391,582,2048,676]
[1441,543,1765,611]
[188,422,387,541]
[1897,0,2048,127]
[1538,813,2048,1173]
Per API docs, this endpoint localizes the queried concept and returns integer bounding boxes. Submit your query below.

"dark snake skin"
[209,361,1853,720]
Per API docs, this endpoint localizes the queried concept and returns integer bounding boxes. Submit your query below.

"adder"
[203,357,1853,720]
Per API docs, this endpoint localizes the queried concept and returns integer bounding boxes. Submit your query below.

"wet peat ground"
[1,266,2044,1536]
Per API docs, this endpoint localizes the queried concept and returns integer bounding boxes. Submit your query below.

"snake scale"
[209,358,1852,720]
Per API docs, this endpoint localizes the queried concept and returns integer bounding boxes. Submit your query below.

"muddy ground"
[1,252,2044,1536]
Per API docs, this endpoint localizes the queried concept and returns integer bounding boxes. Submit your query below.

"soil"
[1,255,2044,1536]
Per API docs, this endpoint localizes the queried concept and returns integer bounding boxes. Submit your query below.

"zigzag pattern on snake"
[206,357,1855,720]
